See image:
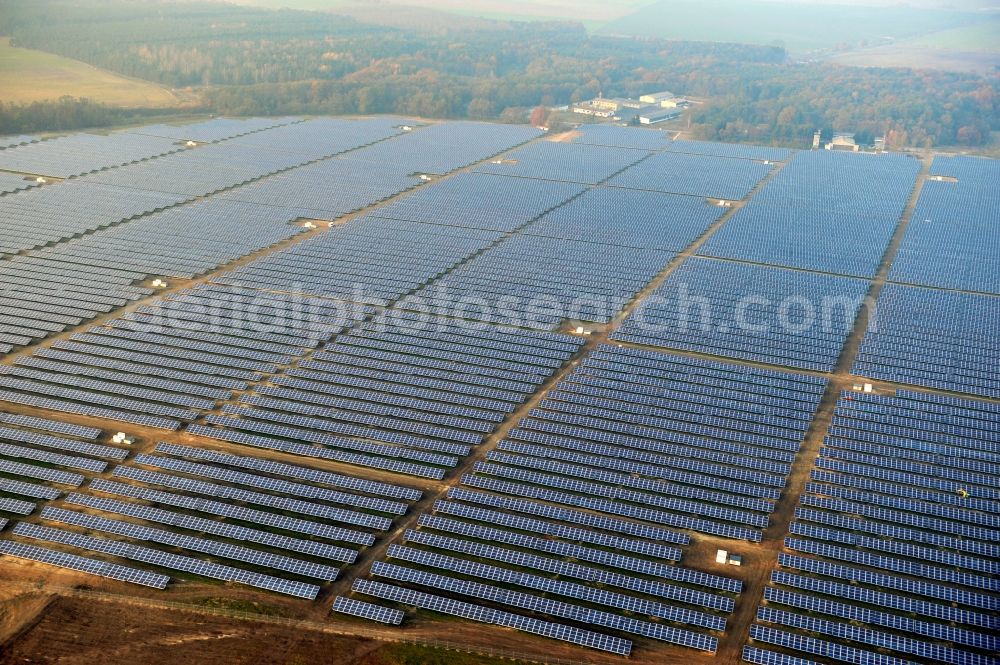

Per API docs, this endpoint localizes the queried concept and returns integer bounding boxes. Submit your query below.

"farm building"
[639,108,682,124]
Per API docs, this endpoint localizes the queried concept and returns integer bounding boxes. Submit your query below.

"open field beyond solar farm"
[0,38,184,107]
[0,118,997,665]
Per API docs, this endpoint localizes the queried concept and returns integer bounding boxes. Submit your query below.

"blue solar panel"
[474,141,647,184]
[352,579,631,655]
[371,560,718,651]
[764,586,997,652]
[609,150,772,199]
[751,383,1000,664]
[387,544,724,630]
[612,258,869,371]
[701,150,919,276]
[742,646,820,665]
[853,284,1000,398]
[524,186,725,251]
[374,172,583,232]
[572,125,671,150]
[892,156,1000,294]
[756,605,988,665]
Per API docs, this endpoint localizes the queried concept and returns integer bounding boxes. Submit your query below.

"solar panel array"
[465,344,825,541]
[351,578,633,655]
[1,117,541,358]
[372,556,720,650]
[609,150,773,200]
[523,186,725,250]
[748,389,1000,665]
[0,283,368,428]
[14,521,320,598]
[853,283,1000,398]
[0,439,422,593]
[3,200,310,349]
[353,517,733,654]
[131,117,301,143]
[700,150,921,277]
[0,176,221,353]
[215,120,540,223]
[373,172,584,232]
[191,312,582,479]
[0,252,151,353]
[572,125,672,151]
[82,118,405,197]
[0,179,189,256]
[663,139,791,162]
[0,173,41,194]
[45,505,342,581]
[0,132,182,178]
[225,117,406,155]
[0,414,114,502]
[33,198,307,279]
[219,157,422,222]
[891,155,1000,294]
[1,117,999,661]
[214,215,502,305]
[474,141,649,184]
[613,258,870,371]
[405,234,673,328]
[349,343,827,654]
[0,539,169,588]
[339,121,542,175]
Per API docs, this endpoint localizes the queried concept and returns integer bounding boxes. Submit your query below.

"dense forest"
[0,98,189,135]
[1,0,996,147]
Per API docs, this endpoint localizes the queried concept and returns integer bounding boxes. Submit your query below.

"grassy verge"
[0,37,182,107]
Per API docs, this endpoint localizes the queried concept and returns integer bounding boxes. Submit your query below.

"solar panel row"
[194,313,581,478]
[13,522,320,599]
[0,131,182,178]
[892,155,1000,294]
[701,150,920,276]
[608,150,773,200]
[853,284,1000,398]
[332,595,404,625]
[132,117,300,143]
[0,539,169,589]
[351,579,631,655]
[613,258,869,371]
[750,388,1000,665]
[0,282,372,427]
[373,172,583,233]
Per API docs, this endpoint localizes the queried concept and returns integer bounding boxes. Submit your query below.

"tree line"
[1,0,996,147]
[0,97,192,135]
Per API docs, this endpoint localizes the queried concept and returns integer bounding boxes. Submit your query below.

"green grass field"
[0,37,182,107]
[906,20,1000,52]
[823,17,1000,73]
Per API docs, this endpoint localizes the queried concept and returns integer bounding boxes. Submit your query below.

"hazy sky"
[239,0,1000,11]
